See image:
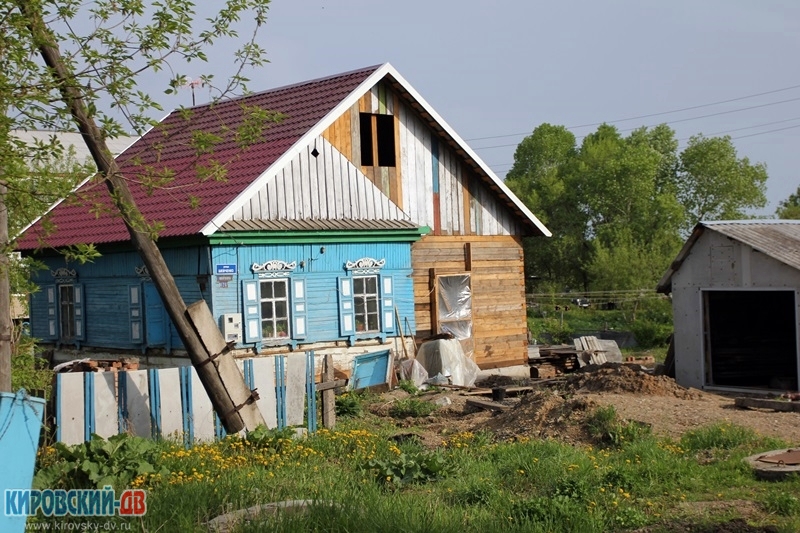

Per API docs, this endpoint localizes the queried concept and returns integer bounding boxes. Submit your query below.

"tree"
[506,123,768,294]
[0,0,271,432]
[677,134,768,225]
[776,186,800,219]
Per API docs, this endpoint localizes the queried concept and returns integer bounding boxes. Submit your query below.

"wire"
[487,116,800,171]
[730,123,800,140]
[474,96,800,151]
[466,83,800,142]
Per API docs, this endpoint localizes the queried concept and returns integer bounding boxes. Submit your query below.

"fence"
[54,352,319,446]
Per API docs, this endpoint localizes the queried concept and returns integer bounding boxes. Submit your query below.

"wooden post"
[322,354,336,429]
[20,3,263,433]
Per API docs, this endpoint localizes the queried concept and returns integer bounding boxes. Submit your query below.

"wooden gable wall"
[322,82,525,237]
[230,135,408,222]
[323,81,530,369]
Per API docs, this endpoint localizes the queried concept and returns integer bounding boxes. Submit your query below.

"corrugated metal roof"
[219,218,420,232]
[656,220,800,293]
[16,66,381,250]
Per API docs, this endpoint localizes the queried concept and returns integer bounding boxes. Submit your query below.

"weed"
[680,423,758,452]
[34,434,166,491]
[397,379,419,394]
[763,491,800,517]
[335,392,364,417]
[586,405,652,446]
[364,451,452,488]
[389,398,438,418]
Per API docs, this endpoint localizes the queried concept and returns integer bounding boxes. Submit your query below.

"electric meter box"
[221,313,242,343]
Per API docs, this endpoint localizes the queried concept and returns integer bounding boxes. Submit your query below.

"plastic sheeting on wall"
[416,338,479,387]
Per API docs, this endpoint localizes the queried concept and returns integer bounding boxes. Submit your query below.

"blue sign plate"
[215,264,237,275]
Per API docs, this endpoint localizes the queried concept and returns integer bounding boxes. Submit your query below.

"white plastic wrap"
[398,358,429,389]
[416,338,479,387]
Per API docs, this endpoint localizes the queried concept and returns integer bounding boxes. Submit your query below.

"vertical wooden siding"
[211,241,415,347]
[411,235,528,369]
[232,136,408,222]
[395,95,520,236]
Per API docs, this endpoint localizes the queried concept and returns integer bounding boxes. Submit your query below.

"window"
[260,279,290,339]
[359,113,396,167]
[338,272,395,340]
[353,276,379,332]
[242,277,307,346]
[43,284,85,343]
[436,274,473,339]
[59,285,76,339]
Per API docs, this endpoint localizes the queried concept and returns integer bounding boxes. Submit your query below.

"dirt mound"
[475,390,597,443]
[566,363,704,399]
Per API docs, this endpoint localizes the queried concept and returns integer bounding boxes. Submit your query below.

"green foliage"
[508,122,768,294]
[244,425,297,451]
[10,334,53,397]
[335,392,365,418]
[364,451,452,488]
[397,380,420,394]
[586,405,652,446]
[680,422,759,452]
[763,491,800,517]
[389,398,438,418]
[776,185,800,219]
[34,434,166,491]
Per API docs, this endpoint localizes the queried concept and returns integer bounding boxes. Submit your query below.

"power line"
[488,119,800,172]
[731,123,800,140]
[465,82,800,142]
[473,96,800,151]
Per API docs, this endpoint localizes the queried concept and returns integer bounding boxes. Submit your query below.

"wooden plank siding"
[411,235,528,369]
[231,136,408,223]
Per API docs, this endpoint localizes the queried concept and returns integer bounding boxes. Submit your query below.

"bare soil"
[373,363,800,447]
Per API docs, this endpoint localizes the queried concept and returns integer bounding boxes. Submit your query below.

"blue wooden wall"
[211,241,415,348]
[29,247,211,352]
[29,240,415,353]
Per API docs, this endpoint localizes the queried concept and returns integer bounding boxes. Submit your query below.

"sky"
[161,0,800,215]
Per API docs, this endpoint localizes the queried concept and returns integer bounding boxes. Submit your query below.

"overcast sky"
[164,0,800,215]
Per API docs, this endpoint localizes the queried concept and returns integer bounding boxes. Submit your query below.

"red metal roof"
[16,65,381,250]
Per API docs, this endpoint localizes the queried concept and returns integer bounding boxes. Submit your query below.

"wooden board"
[735,397,800,413]
[466,398,511,412]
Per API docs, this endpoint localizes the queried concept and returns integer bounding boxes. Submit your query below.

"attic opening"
[359,113,396,167]
[703,290,798,390]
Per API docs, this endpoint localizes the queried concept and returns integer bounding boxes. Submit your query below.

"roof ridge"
[182,64,386,113]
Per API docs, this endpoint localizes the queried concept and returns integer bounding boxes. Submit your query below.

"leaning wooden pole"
[0,181,11,393]
[19,2,264,433]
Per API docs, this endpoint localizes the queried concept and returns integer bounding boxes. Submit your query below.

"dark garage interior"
[704,290,798,389]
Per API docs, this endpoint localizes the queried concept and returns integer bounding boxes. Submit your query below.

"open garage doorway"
[703,290,798,390]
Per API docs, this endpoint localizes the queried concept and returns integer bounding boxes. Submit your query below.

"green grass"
[29,413,800,532]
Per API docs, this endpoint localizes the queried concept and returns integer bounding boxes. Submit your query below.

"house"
[657,220,800,391]
[16,64,550,371]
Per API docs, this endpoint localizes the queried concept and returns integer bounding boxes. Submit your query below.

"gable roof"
[656,220,800,293]
[16,63,548,251]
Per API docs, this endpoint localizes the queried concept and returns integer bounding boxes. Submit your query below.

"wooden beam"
[466,398,510,412]
[322,354,336,428]
[735,397,800,413]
